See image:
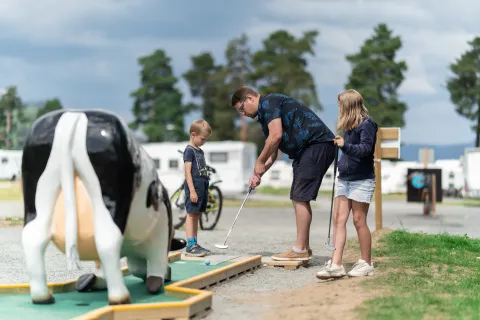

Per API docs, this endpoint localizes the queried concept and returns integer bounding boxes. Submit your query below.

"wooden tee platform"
[261,257,309,270]
[0,252,262,320]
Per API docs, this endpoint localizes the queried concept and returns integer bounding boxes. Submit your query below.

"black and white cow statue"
[21,109,185,305]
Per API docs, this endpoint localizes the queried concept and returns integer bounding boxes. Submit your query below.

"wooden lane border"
[0,253,262,320]
[75,255,262,320]
[0,252,182,295]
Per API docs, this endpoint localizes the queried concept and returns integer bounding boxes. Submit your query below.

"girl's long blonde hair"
[336,89,369,132]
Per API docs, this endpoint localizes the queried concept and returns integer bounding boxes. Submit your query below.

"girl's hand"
[334,136,344,147]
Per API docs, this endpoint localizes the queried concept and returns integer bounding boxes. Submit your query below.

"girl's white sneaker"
[347,259,374,277]
[315,259,346,279]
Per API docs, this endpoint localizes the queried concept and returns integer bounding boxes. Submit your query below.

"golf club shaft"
[222,186,253,245]
[328,146,339,239]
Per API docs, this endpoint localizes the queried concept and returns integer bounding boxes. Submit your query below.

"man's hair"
[231,86,259,106]
[189,119,212,136]
[337,89,369,132]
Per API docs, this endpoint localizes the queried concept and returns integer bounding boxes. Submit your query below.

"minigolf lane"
[0,254,261,320]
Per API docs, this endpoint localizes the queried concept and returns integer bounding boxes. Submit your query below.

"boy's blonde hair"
[189,119,212,136]
[337,89,369,132]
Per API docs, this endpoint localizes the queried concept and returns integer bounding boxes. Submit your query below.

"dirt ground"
[234,228,394,320]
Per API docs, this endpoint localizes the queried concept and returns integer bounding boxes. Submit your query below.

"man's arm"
[265,149,278,171]
[257,118,282,166]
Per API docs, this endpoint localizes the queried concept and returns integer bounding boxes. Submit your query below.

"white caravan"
[463,148,480,198]
[0,149,22,181]
[141,141,257,197]
[261,159,337,192]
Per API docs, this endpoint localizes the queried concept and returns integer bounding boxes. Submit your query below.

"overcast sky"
[1,0,478,145]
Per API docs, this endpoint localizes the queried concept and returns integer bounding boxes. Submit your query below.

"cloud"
[0,0,478,145]
[249,0,478,97]
[0,0,139,46]
[398,56,436,95]
[403,100,475,144]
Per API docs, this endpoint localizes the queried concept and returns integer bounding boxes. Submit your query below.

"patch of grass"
[0,185,23,201]
[0,217,24,227]
[256,186,292,196]
[223,199,318,208]
[441,199,480,207]
[356,230,480,319]
[257,186,407,201]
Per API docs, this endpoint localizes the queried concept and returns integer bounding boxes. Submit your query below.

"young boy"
[183,120,212,257]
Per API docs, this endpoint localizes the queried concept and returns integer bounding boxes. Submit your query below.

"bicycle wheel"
[200,185,223,230]
[170,186,187,229]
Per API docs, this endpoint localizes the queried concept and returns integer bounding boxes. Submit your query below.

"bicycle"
[169,150,223,230]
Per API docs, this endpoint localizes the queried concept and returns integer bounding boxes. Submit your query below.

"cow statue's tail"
[57,112,82,271]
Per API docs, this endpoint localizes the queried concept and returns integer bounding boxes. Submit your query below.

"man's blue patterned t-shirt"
[257,93,335,160]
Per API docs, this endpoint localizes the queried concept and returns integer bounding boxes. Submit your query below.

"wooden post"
[373,127,400,231]
[374,130,383,231]
[423,148,429,168]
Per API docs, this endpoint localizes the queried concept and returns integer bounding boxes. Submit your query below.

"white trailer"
[141,141,257,197]
[463,147,480,198]
[435,159,464,197]
[261,159,337,192]
[0,149,22,181]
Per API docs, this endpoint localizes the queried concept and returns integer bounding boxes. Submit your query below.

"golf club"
[325,145,339,251]
[215,186,253,249]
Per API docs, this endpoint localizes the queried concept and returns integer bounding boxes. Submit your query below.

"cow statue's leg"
[22,157,61,304]
[126,256,172,283]
[126,256,147,281]
[145,225,170,294]
[75,260,107,292]
[143,182,171,294]
[72,114,130,304]
[22,111,81,304]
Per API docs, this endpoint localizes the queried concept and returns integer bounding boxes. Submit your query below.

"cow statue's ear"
[146,181,159,211]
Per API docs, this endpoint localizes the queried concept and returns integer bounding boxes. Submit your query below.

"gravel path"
[0,196,478,320]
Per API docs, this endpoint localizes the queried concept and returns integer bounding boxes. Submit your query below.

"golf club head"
[324,239,336,251]
[214,244,228,249]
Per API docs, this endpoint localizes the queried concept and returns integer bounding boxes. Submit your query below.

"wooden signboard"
[374,127,401,230]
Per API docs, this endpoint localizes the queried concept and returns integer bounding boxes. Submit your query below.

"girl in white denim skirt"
[316,89,378,280]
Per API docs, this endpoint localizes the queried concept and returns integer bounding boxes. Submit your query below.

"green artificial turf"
[1,259,232,320]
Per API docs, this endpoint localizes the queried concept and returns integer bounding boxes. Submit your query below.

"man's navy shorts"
[185,177,209,213]
[290,141,336,202]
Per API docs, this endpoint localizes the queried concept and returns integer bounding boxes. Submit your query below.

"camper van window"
[271,170,280,180]
[153,159,160,169]
[1,157,7,164]
[169,159,178,169]
[210,152,228,163]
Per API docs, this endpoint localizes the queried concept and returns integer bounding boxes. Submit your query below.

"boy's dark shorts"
[290,141,336,202]
[185,177,209,213]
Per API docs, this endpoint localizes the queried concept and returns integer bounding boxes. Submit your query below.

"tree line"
[1,23,480,151]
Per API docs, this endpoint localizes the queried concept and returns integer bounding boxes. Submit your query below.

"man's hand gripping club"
[249,118,282,189]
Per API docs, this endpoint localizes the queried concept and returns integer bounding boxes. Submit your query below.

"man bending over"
[231,86,336,261]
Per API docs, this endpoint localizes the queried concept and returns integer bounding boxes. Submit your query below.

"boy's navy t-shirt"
[257,93,335,160]
[183,145,209,179]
